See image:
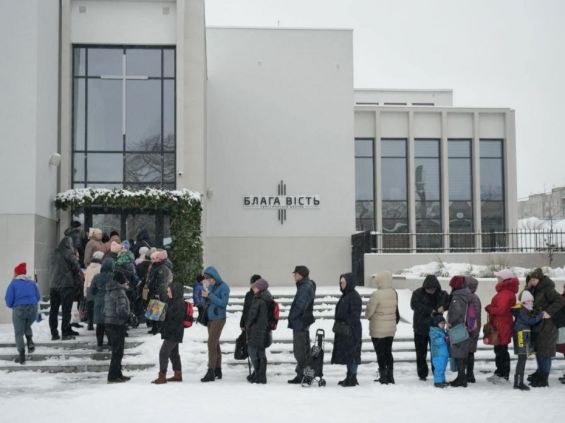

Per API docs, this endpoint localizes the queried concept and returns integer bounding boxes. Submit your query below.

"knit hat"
[255,278,269,291]
[528,268,544,281]
[250,274,262,284]
[92,251,105,261]
[138,246,149,258]
[494,268,514,281]
[121,240,130,251]
[432,314,445,327]
[292,265,309,278]
[14,262,27,276]
[520,290,534,303]
[449,275,466,290]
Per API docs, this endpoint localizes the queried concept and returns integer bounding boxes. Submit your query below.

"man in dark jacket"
[246,278,273,384]
[104,269,131,383]
[410,275,449,381]
[287,265,316,384]
[240,274,262,330]
[48,237,82,340]
[64,221,86,267]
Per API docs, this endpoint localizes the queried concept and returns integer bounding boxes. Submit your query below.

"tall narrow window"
[415,139,442,251]
[448,140,474,251]
[355,139,375,231]
[381,139,408,251]
[72,46,176,189]
[480,139,505,250]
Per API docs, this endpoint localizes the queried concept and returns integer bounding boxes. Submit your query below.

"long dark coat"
[246,289,273,349]
[48,237,82,290]
[447,286,472,359]
[410,275,450,336]
[465,277,482,353]
[240,289,254,329]
[91,259,114,325]
[161,282,185,343]
[147,260,171,301]
[331,273,362,366]
[532,276,564,357]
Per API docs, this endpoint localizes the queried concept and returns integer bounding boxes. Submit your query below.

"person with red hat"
[4,262,41,365]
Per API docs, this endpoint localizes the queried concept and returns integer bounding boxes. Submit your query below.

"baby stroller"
[302,329,326,387]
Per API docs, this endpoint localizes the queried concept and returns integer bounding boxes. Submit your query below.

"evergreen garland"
[55,188,202,286]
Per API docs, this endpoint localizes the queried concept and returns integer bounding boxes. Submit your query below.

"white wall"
[206,27,355,285]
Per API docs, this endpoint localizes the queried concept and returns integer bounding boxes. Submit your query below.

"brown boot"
[166,370,182,382]
[151,372,167,384]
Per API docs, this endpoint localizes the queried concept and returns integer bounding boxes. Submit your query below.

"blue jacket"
[429,326,449,360]
[288,278,316,331]
[5,277,41,308]
[512,305,543,355]
[203,266,230,321]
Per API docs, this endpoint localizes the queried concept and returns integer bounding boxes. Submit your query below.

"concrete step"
[0,363,154,373]
[0,350,140,361]
[0,341,142,350]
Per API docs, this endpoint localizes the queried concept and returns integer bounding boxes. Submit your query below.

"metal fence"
[358,230,565,254]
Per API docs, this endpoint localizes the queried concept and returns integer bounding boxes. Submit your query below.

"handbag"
[197,303,209,326]
[482,318,499,345]
[234,331,248,360]
[332,320,351,337]
[145,299,167,321]
[142,287,149,301]
[558,327,565,345]
[448,323,469,344]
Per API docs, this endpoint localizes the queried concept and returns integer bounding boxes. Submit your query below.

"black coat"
[331,273,362,366]
[288,278,316,331]
[48,237,82,290]
[447,287,472,358]
[147,261,172,300]
[91,259,114,325]
[161,282,185,343]
[532,276,565,357]
[104,279,130,326]
[410,275,450,336]
[240,289,254,329]
[246,289,273,349]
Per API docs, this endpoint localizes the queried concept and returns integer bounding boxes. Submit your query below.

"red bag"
[183,301,194,328]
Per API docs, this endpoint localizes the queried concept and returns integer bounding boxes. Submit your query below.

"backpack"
[267,299,280,330]
[183,301,194,328]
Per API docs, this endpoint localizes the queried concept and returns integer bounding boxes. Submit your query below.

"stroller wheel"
[319,379,326,387]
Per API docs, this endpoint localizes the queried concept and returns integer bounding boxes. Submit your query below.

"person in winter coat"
[511,290,544,390]
[485,268,519,384]
[526,268,564,387]
[200,266,230,382]
[48,237,82,340]
[410,275,449,381]
[331,273,362,387]
[446,276,472,388]
[192,274,206,320]
[464,276,481,383]
[91,258,114,350]
[84,251,104,330]
[365,271,398,384]
[287,265,316,384]
[240,274,262,330]
[152,282,186,384]
[4,263,40,364]
[64,221,86,267]
[429,314,449,388]
[132,228,152,259]
[146,250,173,335]
[115,242,141,321]
[104,266,131,383]
[245,278,273,384]
[556,283,565,384]
[84,228,103,267]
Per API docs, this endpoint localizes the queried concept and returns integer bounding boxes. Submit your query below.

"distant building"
[518,187,565,220]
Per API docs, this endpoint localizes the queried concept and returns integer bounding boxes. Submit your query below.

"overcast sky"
[206,0,565,199]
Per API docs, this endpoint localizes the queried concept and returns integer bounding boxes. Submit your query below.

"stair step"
[0,363,154,373]
[0,351,140,361]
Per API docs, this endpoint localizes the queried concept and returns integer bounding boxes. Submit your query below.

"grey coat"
[465,277,482,353]
[288,278,316,331]
[246,289,273,349]
[447,287,472,359]
[104,279,130,326]
[48,237,81,290]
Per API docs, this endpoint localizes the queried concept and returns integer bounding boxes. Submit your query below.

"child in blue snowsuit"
[429,314,449,388]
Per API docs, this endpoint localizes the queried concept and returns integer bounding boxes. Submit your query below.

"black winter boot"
[247,371,256,383]
[466,353,475,383]
[450,359,468,388]
[200,368,216,382]
[254,359,267,384]
[374,367,386,383]
[338,372,350,386]
[513,374,530,391]
[214,367,222,380]
[527,370,540,383]
[15,349,25,364]
[26,336,35,353]
[387,366,395,384]
[343,373,358,387]
[530,373,549,387]
[559,375,565,384]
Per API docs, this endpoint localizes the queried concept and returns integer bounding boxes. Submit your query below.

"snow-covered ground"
[1,287,564,423]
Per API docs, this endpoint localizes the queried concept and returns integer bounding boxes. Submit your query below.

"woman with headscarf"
[447,276,472,388]
[464,276,481,383]
[331,273,362,387]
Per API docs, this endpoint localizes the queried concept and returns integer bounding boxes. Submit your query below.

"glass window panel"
[126,48,161,77]
[92,213,122,236]
[382,201,408,219]
[87,153,123,182]
[381,158,407,200]
[73,153,85,182]
[448,140,471,158]
[125,153,162,183]
[163,80,175,151]
[416,201,442,221]
[87,79,123,150]
[85,183,123,189]
[126,214,156,245]
[415,140,439,157]
[164,49,175,78]
[73,48,86,76]
[73,79,85,150]
[73,183,86,189]
[481,201,505,231]
[382,218,409,233]
[449,158,472,200]
[88,48,123,76]
[480,159,504,200]
[164,153,175,183]
[449,201,473,231]
[355,139,373,157]
[415,158,440,201]
[355,158,374,201]
[480,140,503,158]
[381,140,406,157]
[126,80,161,151]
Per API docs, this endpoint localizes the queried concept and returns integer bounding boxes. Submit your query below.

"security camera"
[178,171,183,176]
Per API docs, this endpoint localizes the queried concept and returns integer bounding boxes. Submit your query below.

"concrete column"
[472,112,482,251]
[440,111,450,251]
[505,110,518,232]
[408,111,416,252]
[374,110,382,252]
